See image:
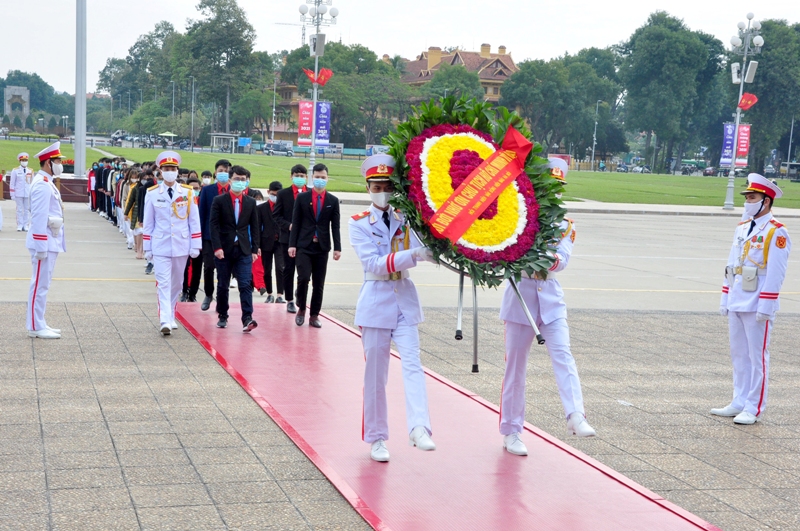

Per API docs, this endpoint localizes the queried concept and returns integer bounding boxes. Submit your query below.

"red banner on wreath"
[429,126,532,243]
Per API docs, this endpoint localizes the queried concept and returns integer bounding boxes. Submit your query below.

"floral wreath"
[385,97,567,288]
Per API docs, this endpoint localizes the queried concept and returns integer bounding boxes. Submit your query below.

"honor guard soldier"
[10,152,33,231]
[143,151,202,336]
[714,174,790,425]
[26,142,66,339]
[349,154,436,462]
[498,157,595,456]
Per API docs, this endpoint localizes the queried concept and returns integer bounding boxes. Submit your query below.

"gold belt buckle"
[533,271,545,280]
[388,272,402,281]
[734,266,742,275]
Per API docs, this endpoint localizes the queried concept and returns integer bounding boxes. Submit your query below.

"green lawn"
[0,140,76,175]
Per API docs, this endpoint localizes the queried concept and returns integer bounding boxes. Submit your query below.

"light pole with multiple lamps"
[591,100,602,171]
[723,12,764,210]
[62,115,69,136]
[190,76,196,152]
[298,0,339,166]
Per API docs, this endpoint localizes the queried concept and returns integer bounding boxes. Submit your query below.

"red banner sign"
[736,124,751,167]
[297,100,313,146]
[429,126,532,243]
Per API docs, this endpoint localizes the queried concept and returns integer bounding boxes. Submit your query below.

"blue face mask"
[292,176,306,188]
[216,172,229,184]
[313,178,327,190]
[231,180,247,193]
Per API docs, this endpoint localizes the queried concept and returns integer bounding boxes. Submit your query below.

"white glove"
[34,251,47,261]
[756,312,770,323]
[719,306,728,316]
[145,252,153,261]
[189,249,200,258]
[413,247,435,263]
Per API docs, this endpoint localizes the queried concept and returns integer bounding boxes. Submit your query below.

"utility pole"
[190,76,195,153]
[271,75,277,143]
[75,0,87,178]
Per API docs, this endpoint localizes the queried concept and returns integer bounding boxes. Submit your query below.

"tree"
[25,115,34,130]
[230,88,274,134]
[13,116,22,129]
[421,64,483,101]
[48,116,57,131]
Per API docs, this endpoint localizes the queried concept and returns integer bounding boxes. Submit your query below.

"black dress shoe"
[295,311,305,326]
[275,296,285,304]
[217,317,228,328]
[309,316,322,328]
[243,318,258,333]
[201,296,212,311]
[266,295,275,303]
[180,291,188,302]
[144,263,154,275]
[258,287,267,296]
[188,294,197,303]
[287,301,297,314]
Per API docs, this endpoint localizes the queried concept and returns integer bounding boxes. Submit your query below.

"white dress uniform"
[350,204,432,444]
[10,155,33,230]
[143,176,202,330]
[26,169,66,333]
[719,177,790,421]
[499,218,587,433]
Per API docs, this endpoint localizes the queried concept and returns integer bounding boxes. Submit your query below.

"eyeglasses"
[231,177,247,182]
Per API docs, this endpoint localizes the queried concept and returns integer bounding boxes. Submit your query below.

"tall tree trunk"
[644,131,652,158]
[665,138,675,174]
[225,85,231,133]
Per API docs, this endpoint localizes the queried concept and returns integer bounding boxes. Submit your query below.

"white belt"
[521,271,557,281]
[366,271,409,281]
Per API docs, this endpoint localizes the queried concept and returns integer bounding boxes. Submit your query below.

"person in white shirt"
[10,152,33,231]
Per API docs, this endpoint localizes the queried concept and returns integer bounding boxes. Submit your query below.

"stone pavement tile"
[0,512,50,531]
[280,479,349,502]
[238,429,294,448]
[206,481,288,505]
[123,465,202,486]
[706,488,798,513]
[117,448,191,468]
[0,451,45,472]
[107,420,174,436]
[216,502,310,531]
[128,483,213,508]
[622,470,692,491]
[746,452,800,471]
[44,434,114,453]
[46,451,118,470]
[47,467,125,490]
[748,510,800,531]
[657,489,732,513]
[0,422,41,440]
[292,499,372,529]
[608,437,682,455]
[177,431,247,448]
[137,505,227,531]
[0,470,46,491]
[51,508,140,531]
[40,407,105,424]
[185,446,261,466]
[195,463,274,484]
[0,438,43,455]
[265,460,326,481]
[111,433,183,451]
[49,486,132,513]
[593,453,658,473]
[0,489,48,515]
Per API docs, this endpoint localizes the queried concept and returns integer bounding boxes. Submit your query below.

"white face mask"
[256,200,266,206]
[162,170,178,183]
[202,177,211,185]
[50,162,63,176]
[20,161,28,168]
[268,194,277,203]
[743,200,764,220]
[370,191,392,209]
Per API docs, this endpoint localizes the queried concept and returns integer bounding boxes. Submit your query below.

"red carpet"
[177,303,721,531]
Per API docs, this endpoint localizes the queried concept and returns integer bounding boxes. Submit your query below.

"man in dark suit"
[273,164,308,314]
[210,165,260,332]
[257,181,285,303]
[288,163,341,328]
[198,159,231,310]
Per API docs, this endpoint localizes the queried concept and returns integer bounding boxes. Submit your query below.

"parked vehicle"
[616,163,629,173]
[780,162,800,180]
[264,141,294,157]
[632,165,651,174]
[703,166,717,176]
[764,165,776,177]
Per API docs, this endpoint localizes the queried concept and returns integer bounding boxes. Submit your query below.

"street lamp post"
[298,0,339,167]
[190,76,195,152]
[271,74,277,143]
[591,100,602,171]
[63,115,69,136]
[723,12,764,210]
[170,81,175,118]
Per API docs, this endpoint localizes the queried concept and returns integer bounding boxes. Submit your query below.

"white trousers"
[0,201,3,230]
[500,319,585,435]
[154,255,188,326]
[27,250,58,331]
[728,311,772,416]
[362,314,431,443]
[15,196,30,229]
[118,207,133,245]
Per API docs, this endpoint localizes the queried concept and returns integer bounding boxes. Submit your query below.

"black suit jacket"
[272,186,307,244]
[288,191,341,253]
[209,192,260,257]
[257,202,280,253]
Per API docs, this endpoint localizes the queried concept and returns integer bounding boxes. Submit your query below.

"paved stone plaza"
[1,199,799,530]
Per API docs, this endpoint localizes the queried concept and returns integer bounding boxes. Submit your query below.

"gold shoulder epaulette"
[738,219,751,225]
[147,184,158,191]
[180,184,192,190]
[351,209,370,220]
[770,219,785,228]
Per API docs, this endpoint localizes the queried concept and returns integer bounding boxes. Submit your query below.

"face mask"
[216,172,229,184]
[292,176,307,188]
[51,162,63,176]
[162,170,178,183]
[92,165,98,170]
[246,179,251,187]
[202,177,211,185]
[131,179,139,184]
[268,194,277,203]
[231,181,247,193]
[313,178,327,190]
[743,200,764,220]
[256,200,266,206]
[370,191,391,209]
[20,161,28,167]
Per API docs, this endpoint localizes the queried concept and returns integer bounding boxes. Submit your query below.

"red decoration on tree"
[739,93,758,111]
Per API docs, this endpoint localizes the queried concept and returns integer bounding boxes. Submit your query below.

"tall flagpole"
[75,0,87,179]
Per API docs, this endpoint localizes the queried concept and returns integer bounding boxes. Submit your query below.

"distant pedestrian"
[273,164,308,314]
[10,152,33,231]
[257,181,285,303]
[198,159,232,311]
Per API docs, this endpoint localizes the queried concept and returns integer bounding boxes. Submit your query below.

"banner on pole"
[720,123,735,167]
[315,101,331,147]
[298,100,313,146]
[736,124,750,167]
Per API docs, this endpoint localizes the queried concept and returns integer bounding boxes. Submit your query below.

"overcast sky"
[4,0,799,95]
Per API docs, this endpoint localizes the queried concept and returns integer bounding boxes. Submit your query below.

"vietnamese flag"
[302,68,316,84]
[316,68,334,86]
[739,93,758,111]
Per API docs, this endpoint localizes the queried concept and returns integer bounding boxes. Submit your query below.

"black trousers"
[261,242,285,295]
[281,241,297,302]
[214,246,254,324]
[183,254,203,297]
[295,244,329,316]
[202,239,216,298]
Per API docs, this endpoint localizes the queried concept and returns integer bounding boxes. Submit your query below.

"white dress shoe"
[503,433,528,456]
[408,426,436,451]
[170,321,179,330]
[28,329,61,339]
[46,326,61,334]
[710,404,743,417]
[160,324,171,336]
[567,412,596,437]
[733,411,759,425]
[370,440,390,462]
